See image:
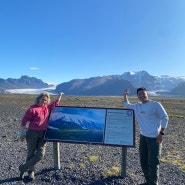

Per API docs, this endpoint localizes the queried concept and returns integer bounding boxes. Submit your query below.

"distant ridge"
[55,76,137,96]
[169,82,185,96]
[0,75,50,89]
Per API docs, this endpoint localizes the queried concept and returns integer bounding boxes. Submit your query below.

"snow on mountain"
[122,71,185,91]
[5,85,57,95]
[154,75,185,90]
[48,125,60,130]
[49,112,104,130]
[122,71,159,90]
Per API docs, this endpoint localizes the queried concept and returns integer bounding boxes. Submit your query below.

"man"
[124,87,169,185]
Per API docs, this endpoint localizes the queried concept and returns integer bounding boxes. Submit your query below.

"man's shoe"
[28,171,35,180]
[19,165,25,180]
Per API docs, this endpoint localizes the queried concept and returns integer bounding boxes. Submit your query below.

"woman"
[19,92,64,180]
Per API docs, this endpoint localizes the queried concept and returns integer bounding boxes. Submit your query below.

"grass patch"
[102,166,120,177]
[169,114,184,118]
[88,155,99,162]
[82,155,99,162]
[161,150,185,173]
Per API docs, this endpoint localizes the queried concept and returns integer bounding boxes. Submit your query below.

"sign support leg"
[53,142,61,170]
[121,147,127,178]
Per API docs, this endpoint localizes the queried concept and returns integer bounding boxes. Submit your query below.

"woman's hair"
[34,92,51,104]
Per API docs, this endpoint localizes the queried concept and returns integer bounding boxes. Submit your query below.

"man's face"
[137,90,149,103]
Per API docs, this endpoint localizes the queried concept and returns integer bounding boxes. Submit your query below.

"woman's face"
[38,95,48,106]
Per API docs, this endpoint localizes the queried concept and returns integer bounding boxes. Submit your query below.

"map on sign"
[44,106,135,147]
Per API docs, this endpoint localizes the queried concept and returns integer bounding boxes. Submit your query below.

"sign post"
[53,142,60,170]
[121,147,127,178]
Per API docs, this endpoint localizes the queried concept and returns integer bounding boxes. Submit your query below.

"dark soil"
[0,95,185,185]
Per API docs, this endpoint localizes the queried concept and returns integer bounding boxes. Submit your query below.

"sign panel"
[104,109,134,146]
[44,106,135,147]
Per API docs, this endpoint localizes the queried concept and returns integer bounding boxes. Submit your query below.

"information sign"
[44,106,135,147]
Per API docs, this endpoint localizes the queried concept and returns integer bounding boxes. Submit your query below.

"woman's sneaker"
[28,171,35,180]
[19,165,25,180]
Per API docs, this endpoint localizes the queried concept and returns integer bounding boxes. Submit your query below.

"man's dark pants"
[139,134,161,185]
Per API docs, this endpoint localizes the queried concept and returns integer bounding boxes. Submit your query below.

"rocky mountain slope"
[55,71,185,96]
[0,75,50,89]
[55,76,137,96]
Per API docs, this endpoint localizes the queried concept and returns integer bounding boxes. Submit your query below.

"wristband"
[160,131,164,135]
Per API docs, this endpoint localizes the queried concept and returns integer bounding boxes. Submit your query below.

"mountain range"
[1,71,185,96]
[55,71,185,96]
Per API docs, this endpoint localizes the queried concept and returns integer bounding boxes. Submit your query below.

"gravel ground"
[0,103,185,185]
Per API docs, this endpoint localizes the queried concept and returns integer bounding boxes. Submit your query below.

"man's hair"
[137,87,147,95]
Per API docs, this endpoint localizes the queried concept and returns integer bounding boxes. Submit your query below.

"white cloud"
[30,67,39,70]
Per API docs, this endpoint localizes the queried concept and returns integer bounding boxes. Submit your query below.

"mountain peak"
[0,76,50,89]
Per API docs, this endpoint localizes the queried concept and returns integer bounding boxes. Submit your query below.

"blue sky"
[0,0,185,84]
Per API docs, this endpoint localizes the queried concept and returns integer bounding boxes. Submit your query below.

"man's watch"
[160,131,164,135]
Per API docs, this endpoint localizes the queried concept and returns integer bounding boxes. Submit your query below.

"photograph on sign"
[44,107,106,143]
